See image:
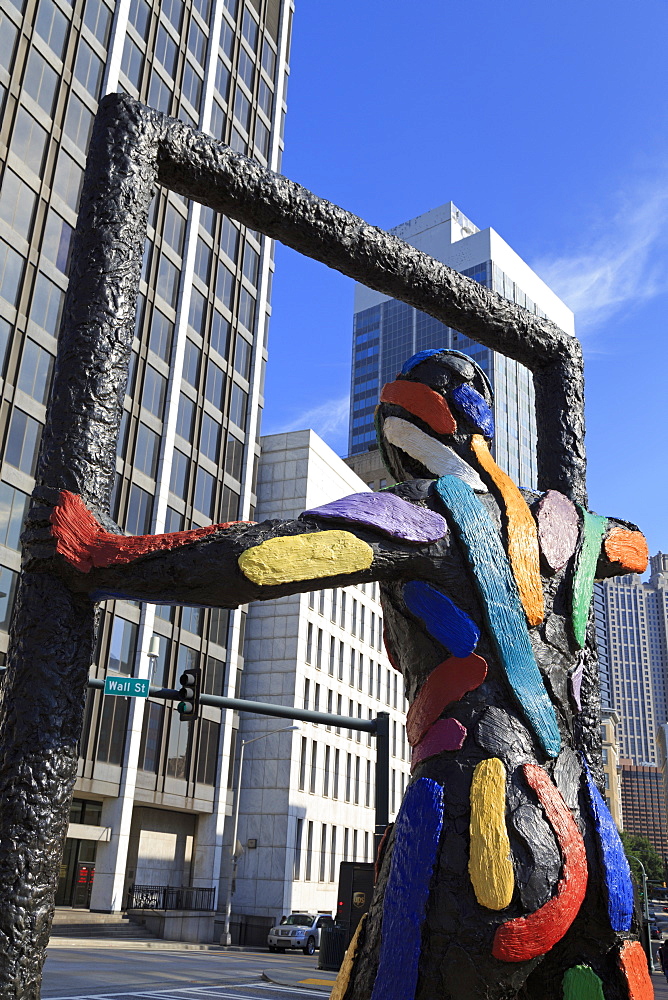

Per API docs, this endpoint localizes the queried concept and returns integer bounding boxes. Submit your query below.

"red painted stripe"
[406,654,487,746]
[492,763,587,962]
[380,380,457,435]
[51,490,253,572]
[617,940,653,1000]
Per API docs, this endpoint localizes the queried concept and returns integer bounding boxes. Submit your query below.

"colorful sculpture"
[45,348,651,999]
[0,95,652,1000]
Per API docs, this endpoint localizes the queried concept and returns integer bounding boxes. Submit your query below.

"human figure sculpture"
[45,347,652,1000]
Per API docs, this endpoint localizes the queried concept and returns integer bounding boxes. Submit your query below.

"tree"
[620,831,666,885]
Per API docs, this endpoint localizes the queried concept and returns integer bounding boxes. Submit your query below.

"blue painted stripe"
[403,580,480,657]
[400,348,447,374]
[581,758,633,932]
[435,475,561,757]
[371,778,444,1000]
[451,383,495,437]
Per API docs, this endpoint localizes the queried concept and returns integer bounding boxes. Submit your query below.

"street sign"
[104,676,150,698]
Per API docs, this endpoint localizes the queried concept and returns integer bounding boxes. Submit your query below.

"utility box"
[336,861,375,948]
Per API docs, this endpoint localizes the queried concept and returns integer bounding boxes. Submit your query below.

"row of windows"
[303,638,403,712]
[297,737,408,807]
[293,820,372,883]
[307,588,383,648]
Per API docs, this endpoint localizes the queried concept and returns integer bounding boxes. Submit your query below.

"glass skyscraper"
[0,0,293,927]
[348,202,574,490]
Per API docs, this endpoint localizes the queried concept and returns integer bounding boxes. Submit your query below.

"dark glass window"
[258,78,272,117]
[220,217,239,262]
[0,169,37,239]
[166,708,191,778]
[0,565,17,629]
[233,87,251,132]
[161,0,184,32]
[148,72,171,114]
[238,48,254,90]
[164,505,184,533]
[176,392,195,441]
[183,339,201,388]
[30,272,63,334]
[134,422,160,478]
[200,412,220,462]
[96,696,128,765]
[224,432,243,480]
[238,287,255,331]
[0,483,29,551]
[35,0,69,59]
[0,318,12,376]
[0,241,24,307]
[203,654,224,694]
[215,57,230,102]
[229,383,247,429]
[1,17,18,74]
[194,467,215,518]
[192,0,210,21]
[121,37,143,89]
[215,262,234,307]
[83,0,113,46]
[205,359,225,410]
[188,287,206,336]
[199,205,216,237]
[128,0,150,37]
[41,210,73,273]
[194,238,212,284]
[156,254,180,307]
[182,62,202,111]
[196,719,220,785]
[210,310,230,356]
[163,202,186,254]
[242,243,259,286]
[5,409,42,475]
[74,38,104,97]
[17,338,53,404]
[11,108,48,176]
[142,365,167,418]
[23,51,59,115]
[233,333,252,380]
[241,7,258,49]
[148,309,173,362]
[181,605,202,635]
[53,151,84,212]
[125,483,152,534]
[209,608,228,646]
[254,118,269,158]
[155,24,178,77]
[138,701,164,772]
[261,38,276,79]
[169,448,189,498]
[220,485,238,522]
[107,616,138,674]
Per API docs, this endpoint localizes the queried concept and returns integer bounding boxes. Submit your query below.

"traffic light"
[177,666,201,720]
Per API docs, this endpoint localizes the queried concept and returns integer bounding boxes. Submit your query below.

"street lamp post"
[629,854,654,970]
[221,725,299,945]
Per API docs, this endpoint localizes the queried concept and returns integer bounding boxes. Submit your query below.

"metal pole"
[221,726,298,945]
[374,712,390,854]
[630,854,653,970]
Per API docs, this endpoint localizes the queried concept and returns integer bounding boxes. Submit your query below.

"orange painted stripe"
[604,526,649,574]
[617,940,653,1000]
[381,380,457,435]
[470,435,544,627]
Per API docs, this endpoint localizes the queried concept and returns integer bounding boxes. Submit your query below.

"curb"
[48,938,227,952]
[260,970,334,992]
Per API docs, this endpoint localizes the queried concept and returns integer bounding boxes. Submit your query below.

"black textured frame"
[0,94,586,1000]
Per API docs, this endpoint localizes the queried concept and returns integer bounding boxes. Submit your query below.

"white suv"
[267,913,334,955]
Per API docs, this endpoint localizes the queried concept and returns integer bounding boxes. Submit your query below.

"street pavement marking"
[44,984,331,1000]
[297,982,333,986]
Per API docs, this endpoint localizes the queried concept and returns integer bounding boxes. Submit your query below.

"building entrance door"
[56,840,98,908]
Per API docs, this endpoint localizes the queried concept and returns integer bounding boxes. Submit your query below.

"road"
[43,945,335,1000]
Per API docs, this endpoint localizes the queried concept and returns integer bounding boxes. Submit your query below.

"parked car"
[267,913,334,955]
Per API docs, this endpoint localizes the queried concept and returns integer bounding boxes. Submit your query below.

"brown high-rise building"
[619,760,668,864]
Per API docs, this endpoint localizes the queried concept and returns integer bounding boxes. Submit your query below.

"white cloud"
[533,182,668,330]
[265,394,350,441]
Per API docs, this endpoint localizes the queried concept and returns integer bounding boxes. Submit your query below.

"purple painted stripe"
[411,718,467,771]
[302,492,447,543]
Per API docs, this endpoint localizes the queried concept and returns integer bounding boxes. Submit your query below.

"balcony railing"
[126,884,216,911]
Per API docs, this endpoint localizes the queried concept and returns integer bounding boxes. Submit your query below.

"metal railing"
[126,884,215,911]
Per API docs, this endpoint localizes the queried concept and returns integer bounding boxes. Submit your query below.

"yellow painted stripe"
[299,979,336,985]
[470,435,544,627]
[330,914,366,1000]
[469,757,514,910]
[238,530,374,586]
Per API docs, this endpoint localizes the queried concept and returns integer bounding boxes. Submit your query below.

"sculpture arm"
[597,517,648,579]
[43,490,450,608]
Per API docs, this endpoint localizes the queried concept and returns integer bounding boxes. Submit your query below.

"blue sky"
[263,0,668,557]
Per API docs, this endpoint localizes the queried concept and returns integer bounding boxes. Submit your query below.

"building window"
[0,483,29,551]
[0,240,25,307]
[165,709,190,779]
[5,409,42,476]
[329,827,337,882]
[298,737,306,790]
[305,821,313,881]
[309,742,317,793]
[306,623,313,664]
[293,818,302,879]
[319,825,327,882]
[333,748,340,799]
[0,169,37,240]
[17,339,53,405]
[196,719,220,785]
[96,696,128,765]
[138,701,164,772]
[107,615,138,675]
[323,745,330,796]
[125,484,152,535]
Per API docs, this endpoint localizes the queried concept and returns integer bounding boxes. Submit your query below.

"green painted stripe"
[562,964,605,1000]
[571,509,608,648]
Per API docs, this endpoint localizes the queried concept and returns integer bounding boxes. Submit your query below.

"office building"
[601,707,623,829]
[346,202,574,491]
[230,430,410,943]
[618,760,668,864]
[595,555,668,767]
[0,0,293,927]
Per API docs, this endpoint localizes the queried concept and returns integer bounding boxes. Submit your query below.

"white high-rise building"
[231,429,410,942]
[347,202,574,491]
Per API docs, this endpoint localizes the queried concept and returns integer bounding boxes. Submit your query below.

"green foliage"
[620,831,666,884]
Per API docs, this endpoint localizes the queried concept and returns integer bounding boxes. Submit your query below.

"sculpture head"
[376,348,495,484]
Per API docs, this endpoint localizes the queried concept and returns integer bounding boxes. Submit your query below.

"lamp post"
[221,725,299,945]
[629,854,654,970]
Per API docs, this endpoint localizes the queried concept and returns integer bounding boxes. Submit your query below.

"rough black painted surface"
[0,94,634,999]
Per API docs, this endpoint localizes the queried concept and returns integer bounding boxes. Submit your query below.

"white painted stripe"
[383,417,488,492]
